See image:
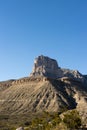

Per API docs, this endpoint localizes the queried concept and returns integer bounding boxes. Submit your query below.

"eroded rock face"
[61,69,84,82]
[30,55,84,82]
[30,55,62,78]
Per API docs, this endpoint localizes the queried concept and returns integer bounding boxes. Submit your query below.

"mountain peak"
[30,55,61,78]
[30,55,84,82]
[0,55,87,128]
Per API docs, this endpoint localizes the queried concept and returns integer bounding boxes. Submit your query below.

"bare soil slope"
[0,77,87,116]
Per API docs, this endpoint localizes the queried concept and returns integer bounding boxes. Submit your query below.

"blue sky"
[0,0,87,81]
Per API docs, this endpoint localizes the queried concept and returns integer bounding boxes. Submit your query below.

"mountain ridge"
[0,55,87,127]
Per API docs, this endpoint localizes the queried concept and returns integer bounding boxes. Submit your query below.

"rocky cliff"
[0,55,87,127]
[30,55,85,82]
[30,55,62,78]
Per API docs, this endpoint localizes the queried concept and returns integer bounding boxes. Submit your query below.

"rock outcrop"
[16,127,24,130]
[30,55,62,78]
[30,55,85,83]
[61,69,84,82]
[0,55,87,127]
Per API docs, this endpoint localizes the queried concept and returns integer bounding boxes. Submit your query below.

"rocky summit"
[0,55,87,127]
[30,55,85,82]
[30,55,62,78]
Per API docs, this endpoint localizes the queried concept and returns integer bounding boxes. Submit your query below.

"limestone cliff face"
[30,55,62,78]
[30,55,84,82]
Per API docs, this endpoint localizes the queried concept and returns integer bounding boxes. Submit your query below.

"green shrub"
[63,110,81,129]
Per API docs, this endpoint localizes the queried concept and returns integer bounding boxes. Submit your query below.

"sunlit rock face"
[30,55,84,82]
[30,55,62,78]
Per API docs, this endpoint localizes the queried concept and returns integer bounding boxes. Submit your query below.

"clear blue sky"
[0,0,87,81]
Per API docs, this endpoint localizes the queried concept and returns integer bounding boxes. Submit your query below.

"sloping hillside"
[0,77,86,115]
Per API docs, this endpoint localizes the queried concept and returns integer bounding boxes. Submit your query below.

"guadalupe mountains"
[0,55,87,124]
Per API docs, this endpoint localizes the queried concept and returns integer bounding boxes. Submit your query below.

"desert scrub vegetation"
[23,110,82,130]
[0,110,82,130]
[63,110,82,129]
[25,112,61,130]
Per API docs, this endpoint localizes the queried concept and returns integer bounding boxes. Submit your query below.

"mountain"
[0,55,87,126]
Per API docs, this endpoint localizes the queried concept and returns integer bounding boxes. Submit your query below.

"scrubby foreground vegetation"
[0,110,83,130]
